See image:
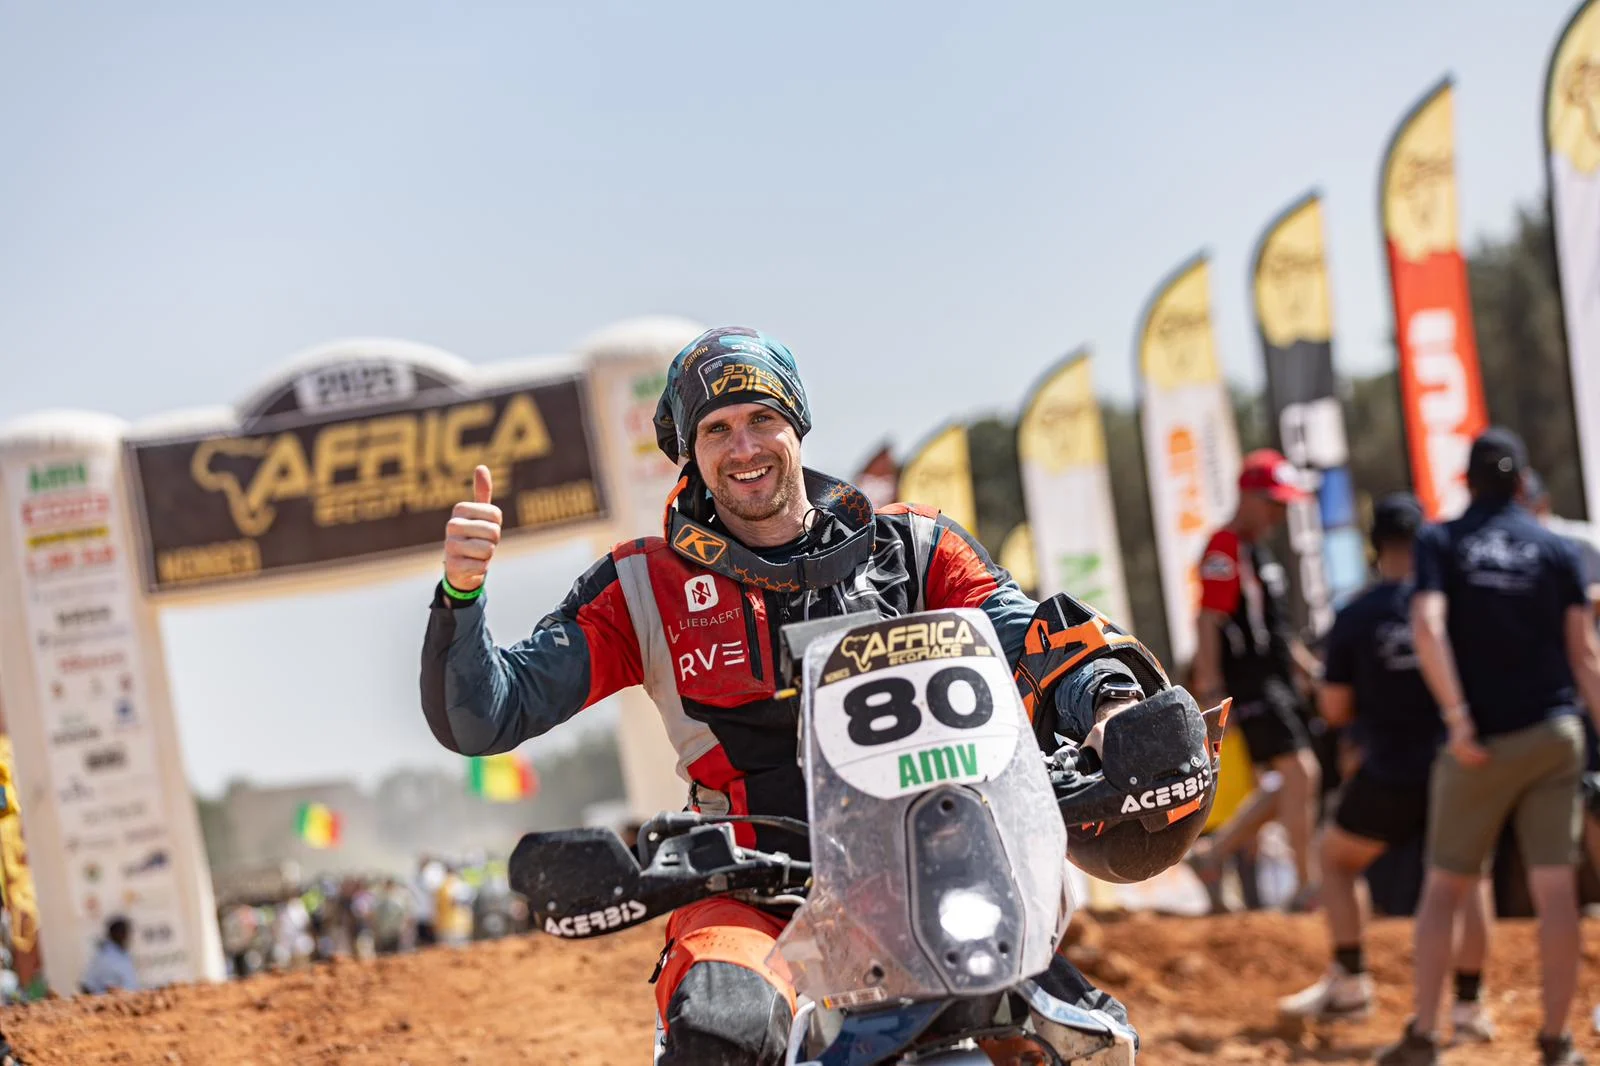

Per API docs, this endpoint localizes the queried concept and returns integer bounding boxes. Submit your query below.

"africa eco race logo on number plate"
[824,614,992,683]
[812,612,1022,799]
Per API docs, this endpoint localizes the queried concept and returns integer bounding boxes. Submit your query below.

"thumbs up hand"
[443,465,501,593]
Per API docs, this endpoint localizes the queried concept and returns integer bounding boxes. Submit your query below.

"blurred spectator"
[412,856,445,946]
[219,902,261,978]
[275,896,314,967]
[79,916,137,995]
[1278,494,1493,1041]
[435,865,475,946]
[1378,429,1600,1066]
[372,878,414,955]
[1187,449,1326,910]
[1524,470,1600,882]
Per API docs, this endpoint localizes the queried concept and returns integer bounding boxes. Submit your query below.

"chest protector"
[612,538,779,782]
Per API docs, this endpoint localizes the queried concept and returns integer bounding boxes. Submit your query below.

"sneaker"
[1538,1032,1588,1066]
[1374,1021,1440,1066]
[1449,999,1495,1044]
[1277,963,1373,1022]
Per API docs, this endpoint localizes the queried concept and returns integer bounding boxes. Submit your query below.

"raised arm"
[418,465,641,755]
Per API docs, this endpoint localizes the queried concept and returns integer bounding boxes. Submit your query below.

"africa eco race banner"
[1016,349,1132,626]
[125,373,608,592]
[1380,78,1489,521]
[1251,193,1367,637]
[851,442,900,511]
[897,424,978,534]
[1547,0,1600,520]
[1,454,197,987]
[1137,255,1242,668]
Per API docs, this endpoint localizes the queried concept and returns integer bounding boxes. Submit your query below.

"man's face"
[693,401,805,524]
[1240,492,1288,538]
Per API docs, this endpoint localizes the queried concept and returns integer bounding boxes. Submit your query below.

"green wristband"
[441,574,484,602]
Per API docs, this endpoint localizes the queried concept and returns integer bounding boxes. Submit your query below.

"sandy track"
[3,914,1596,1064]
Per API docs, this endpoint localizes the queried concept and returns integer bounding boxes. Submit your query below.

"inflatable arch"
[0,316,703,992]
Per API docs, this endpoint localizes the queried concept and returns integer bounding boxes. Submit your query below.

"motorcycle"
[509,607,1226,1065]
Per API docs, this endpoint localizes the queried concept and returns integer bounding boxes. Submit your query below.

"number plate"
[813,654,1023,799]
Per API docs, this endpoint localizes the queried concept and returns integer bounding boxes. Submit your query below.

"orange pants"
[654,898,797,1062]
[655,898,796,1021]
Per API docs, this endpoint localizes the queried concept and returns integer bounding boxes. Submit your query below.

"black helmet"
[1051,686,1227,885]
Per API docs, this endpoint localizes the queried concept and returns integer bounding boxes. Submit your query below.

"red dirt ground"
[2,913,1596,1064]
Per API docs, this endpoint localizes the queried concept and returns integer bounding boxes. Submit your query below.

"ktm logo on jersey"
[673,526,728,566]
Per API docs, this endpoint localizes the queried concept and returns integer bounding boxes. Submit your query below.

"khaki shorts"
[1425,715,1586,876]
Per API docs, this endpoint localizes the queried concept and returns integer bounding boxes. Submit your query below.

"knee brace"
[657,959,792,1066]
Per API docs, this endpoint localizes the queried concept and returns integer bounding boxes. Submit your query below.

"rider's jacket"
[421,472,1044,855]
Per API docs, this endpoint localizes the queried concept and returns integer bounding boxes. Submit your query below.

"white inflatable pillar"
[580,317,707,821]
[0,413,226,993]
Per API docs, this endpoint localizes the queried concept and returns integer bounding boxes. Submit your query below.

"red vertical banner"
[851,442,899,510]
[1380,77,1489,520]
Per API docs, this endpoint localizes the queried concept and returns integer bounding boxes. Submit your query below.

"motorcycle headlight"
[937,888,1003,942]
[908,786,1023,993]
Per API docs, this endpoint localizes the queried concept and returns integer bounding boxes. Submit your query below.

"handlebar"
[509,817,811,941]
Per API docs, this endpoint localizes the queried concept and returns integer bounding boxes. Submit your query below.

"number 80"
[842,665,994,747]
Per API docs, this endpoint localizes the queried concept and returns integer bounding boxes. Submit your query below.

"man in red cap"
[1187,448,1327,910]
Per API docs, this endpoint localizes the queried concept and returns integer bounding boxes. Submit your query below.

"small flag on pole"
[294,802,341,849]
[468,753,537,802]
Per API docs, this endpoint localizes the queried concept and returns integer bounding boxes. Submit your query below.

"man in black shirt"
[1523,470,1600,881]
[1378,429,1600,1066]
[1278,495,1491,1040]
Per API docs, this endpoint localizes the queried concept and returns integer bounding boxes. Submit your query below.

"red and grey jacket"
[421,473,1045,853]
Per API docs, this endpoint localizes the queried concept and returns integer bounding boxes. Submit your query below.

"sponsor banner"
[1136,255,1242,666]
[1016,349,1132,624]
[851,443,899,511]
[605,366,680,536]
[896,424,977,534]
[997,523,1039,598]
[1,451,195,987]
[1380,78,1488,520]
[1547,0,1600,519]
[126,373,608,592]
[1251,192,1365,636]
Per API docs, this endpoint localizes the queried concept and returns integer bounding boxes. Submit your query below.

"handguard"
[1050,687,1231,885]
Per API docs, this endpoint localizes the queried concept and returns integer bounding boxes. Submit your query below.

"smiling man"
[419,325,1216,1065]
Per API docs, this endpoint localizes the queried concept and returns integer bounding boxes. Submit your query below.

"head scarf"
[653,326,811,464]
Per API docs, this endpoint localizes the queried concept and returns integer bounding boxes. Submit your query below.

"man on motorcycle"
[420,326,1217,1065]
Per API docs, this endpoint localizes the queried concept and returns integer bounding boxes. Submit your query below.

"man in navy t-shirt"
[1522,470,1600,875]
[1378,429,1600,1066]
[1278,495,1492,1040]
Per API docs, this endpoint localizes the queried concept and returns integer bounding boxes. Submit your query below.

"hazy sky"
[0,2,1581,794]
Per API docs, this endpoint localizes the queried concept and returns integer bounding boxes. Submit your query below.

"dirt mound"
[3,914,1596,1064]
